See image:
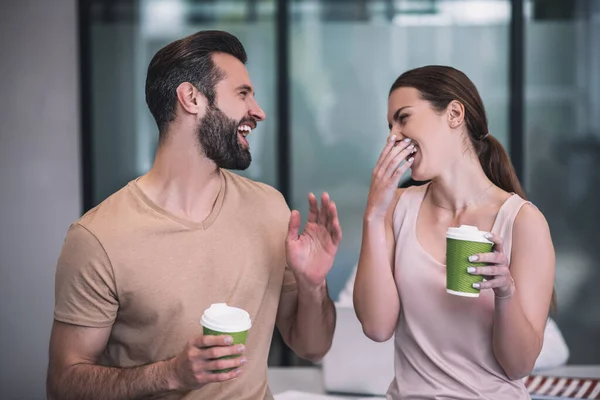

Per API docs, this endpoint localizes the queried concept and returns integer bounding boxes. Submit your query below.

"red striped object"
[524,375,600,399]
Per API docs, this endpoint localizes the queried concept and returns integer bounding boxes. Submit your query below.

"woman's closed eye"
[388,115,409,130]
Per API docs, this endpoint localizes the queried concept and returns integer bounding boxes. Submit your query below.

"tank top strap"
[492,194,534,264]
[392,182,430,241]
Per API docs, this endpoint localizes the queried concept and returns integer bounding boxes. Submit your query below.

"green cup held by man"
[446,225,493,297]
[201,303,252,373]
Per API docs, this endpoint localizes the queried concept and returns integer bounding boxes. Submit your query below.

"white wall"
[0,0,81,398]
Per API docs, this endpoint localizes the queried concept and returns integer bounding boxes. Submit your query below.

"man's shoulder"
[77,181,138,234]
[223,170,288,208]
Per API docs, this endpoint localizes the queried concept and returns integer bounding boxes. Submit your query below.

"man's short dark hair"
[145,30,247,140]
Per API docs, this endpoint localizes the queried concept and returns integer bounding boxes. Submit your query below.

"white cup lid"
[446,225,493,244]
[200,303,252,333]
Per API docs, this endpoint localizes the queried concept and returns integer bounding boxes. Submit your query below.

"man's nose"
[249,98,266,121]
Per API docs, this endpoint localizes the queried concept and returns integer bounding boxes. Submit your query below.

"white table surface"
[268,365,600,399]
[268,367,324,395]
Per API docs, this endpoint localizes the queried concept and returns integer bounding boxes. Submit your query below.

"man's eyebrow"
[236,84,254,95]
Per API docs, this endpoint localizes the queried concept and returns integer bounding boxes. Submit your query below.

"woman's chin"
[410,167,430,183]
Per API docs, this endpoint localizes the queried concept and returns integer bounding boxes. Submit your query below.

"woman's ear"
[175,82,208,116]
[447,100,465,129]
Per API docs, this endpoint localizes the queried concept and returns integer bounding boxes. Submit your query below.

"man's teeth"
[238,125,252,137]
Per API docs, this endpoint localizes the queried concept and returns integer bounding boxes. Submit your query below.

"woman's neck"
[428,154,495,212]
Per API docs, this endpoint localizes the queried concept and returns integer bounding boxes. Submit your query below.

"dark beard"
[197,106,252,170]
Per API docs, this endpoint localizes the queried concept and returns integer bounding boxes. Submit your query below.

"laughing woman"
[353,65,556,400]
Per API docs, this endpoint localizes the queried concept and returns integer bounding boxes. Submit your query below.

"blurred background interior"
[1,0,599,398]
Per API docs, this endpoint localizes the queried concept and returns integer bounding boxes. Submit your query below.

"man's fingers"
[325,201,335,232]
[202,344,246,360]
[331,211,342,246]
[203,368,243,382]
[325,201,342,244]
[194,334,233,349]
[307,193,319,223]
[204,356,247,373]
[318,193,330,225]
[287,210,301,242]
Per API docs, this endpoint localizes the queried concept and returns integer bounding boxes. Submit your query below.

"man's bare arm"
[276,282,336,362]
[47,321,246,400]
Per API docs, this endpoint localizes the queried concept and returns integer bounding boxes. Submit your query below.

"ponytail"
[477,135,526,199]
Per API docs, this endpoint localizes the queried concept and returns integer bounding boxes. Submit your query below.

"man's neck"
[137,138,223,224]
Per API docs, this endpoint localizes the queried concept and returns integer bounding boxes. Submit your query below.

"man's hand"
[170,334,246,391]
[286,192,342,287]
[47,321,247,400]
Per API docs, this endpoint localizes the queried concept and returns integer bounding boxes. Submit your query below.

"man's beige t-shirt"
[54,169,297,400]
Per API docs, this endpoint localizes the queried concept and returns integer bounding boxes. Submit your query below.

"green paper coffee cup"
[446,225,493,297]
[200,303,252,373]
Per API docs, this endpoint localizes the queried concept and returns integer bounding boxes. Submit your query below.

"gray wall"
[0,0,81,398]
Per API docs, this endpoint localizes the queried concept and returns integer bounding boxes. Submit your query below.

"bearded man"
[47,30,341,400]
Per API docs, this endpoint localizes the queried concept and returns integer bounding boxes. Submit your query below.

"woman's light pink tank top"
[387,183,531,400]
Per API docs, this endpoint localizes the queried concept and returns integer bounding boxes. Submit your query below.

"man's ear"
[447,100,465,129]
[175,82,208,115]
